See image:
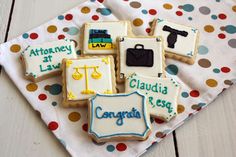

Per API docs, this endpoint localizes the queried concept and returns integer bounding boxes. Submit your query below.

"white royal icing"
[89,92,151,141]
[126,73,180,121]
[119,36,164,78]
[83,21,129,55]
[65,57,114,101]
[153,18,198,58]
[21,39,76,79]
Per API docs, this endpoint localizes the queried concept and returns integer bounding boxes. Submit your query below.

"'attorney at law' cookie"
[21,39,77,82]
[82,21,133,55]
[117,36,165,83]
[151,18,199,64]
[88,92,151,143]
[126,73,180,121]
[62,56,116,107]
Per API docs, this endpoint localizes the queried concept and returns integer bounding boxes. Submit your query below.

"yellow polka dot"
[232,5,236,12]
[47,25,57,33]
[177,104,185,114]
[204,25,214,33]
[81,6,91,14]
[133,18,143,27]
[163,3,173,10]
[10,44,21,53]
[206,79,218,87]
[26,83,38,92]
[68,112,81,122]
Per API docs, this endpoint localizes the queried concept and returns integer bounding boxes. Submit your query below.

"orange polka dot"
[163,3,173,10]
[204,25,214,33]
[26,83,38,92]
[232,5,236,12]
[68,112,81,122]
[81,6,90,14]
[10,44,21,53]
[206,79,218,87]
[177,104,185,114]
[47,25,57,33]
[133,18,143,26]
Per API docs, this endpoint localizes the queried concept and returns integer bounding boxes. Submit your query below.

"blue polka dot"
[142,9,148,14]
[90,0,96,2]
[188,17,193,21]
[67,27,79,35]
[166,64,178,75]
[52,101,57,106]
[182,4,194,12]
[181,92,189,98]
[213,68,220,73]
[211,15,217,20]
[22,33,29,39]
[107,145,115,152]
[58,15,64,20]
[224,25,236,34]
[100,8,112,16]
[49,84,62,95]
[198,103,206,107]
[76,50,81,55]
[198,45,209,55]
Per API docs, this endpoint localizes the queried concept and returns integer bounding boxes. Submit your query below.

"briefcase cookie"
[117,36,165,83]
[21,39,77,82]
[151,18,199,64]
[125,73,180,121]
[88,92,152,143]
[81,21,133,55]
[62,56,116,107]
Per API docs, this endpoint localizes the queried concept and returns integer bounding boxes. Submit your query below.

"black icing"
[163,25,188,48]
[89,33,111,39]
[126,44,154,67]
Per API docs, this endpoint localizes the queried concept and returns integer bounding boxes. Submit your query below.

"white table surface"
[0,0,235,157]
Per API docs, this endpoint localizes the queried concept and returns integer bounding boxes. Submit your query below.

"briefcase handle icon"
[134,44,145,50]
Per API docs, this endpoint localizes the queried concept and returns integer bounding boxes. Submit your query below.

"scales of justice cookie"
[152,18,199,64]
[117,36,165,82]
[62,56,116,107]
[21,39,77,82]
[83,21,132,55]
[125,73,180,121]
[88,91,151,143]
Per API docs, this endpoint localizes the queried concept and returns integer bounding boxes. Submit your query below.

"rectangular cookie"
[88,92,152,143]
[82,21,133,55]
[62,56,116,107]
[151,18,199,64]
[117,36,165,83]
[21,39,77,82]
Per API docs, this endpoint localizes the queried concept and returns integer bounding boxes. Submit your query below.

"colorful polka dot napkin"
[0,0,235,156]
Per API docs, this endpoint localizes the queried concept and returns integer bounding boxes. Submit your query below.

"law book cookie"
[117,36,165,83]
[125,73,180,121]
[88,91,152,143]
[82,21,133,55]
[21,39,77,82]
[151,18,199,64]
[62,56,116,107]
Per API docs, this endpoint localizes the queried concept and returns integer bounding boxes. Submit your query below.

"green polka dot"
[166,64,178,75]
[213,68,220,73]
[107,145,115,152]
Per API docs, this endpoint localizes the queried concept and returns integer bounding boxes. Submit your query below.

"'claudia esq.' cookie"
[88,92,151,143]
[21,39,77,82]
[62,56,116,107]
[151,18,199,64]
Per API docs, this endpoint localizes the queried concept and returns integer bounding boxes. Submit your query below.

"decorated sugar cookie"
[21,39,77,82]
[151,18,199,64]
[125,73,180,121]
[82,21,133,55]
[117,36,165,83]
[88,91,151,143]
[62,56,116,107]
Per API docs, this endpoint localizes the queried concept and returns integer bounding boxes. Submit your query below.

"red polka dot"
[58,34,65,40]
[48,121,59,131]
[176,11,183,16]
[65,14,73,20]
[154,118,165,124]
[218,33,226,39]
[190,90,200,97]
[38,94,47,101]
[149,9,157,15]
[82,123,88,132]
[146,28,151,33]
[221,67,231,73]
[218,13,227,20]
[92,15,99,21]
[30,33,38,40]
[116,143,127,151]
[97,0,104,3]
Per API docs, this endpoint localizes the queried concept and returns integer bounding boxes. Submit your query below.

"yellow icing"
[88,43,113,50]
[68,91,76,100]
[104,90,113,94]
[102,57,110,65]
[66,60,73,68]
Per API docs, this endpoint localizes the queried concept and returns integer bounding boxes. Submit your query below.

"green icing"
[149,96,173,113]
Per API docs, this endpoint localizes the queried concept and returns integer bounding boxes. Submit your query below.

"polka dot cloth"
[0,0,235,156]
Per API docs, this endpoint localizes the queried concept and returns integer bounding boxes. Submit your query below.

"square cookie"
[82,21,133,55]
[62,56,116,107]
[21,39,77,82]
[117,36,165,83]
[152,18,199,64]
